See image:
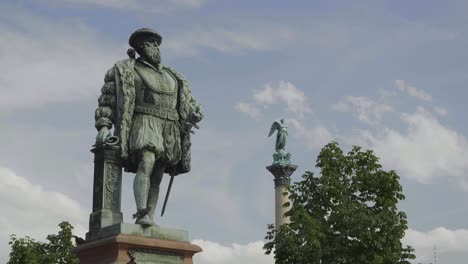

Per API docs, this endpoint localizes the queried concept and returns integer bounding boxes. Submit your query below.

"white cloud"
[353,107,468,186]
[192,239,273,264]
[168,0,206,8]
[254,85,277,105]
[395,80,433,102]
[54,0,205,12]
[62,0,131,8]
[404,227,468,263]
[235,102,262,119]
[260,81,311,112]
[434,106,448,116]
[379,88,397,99]
[255,81,311,114]
[332,96,394,125]
[0,6,120,108]
[288,118,334,150]
[276,83,310,114]
[0,166,88,263]
[165,26,295,56]
[236,81,312,119]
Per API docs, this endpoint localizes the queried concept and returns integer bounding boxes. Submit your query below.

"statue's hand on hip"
[96,127,111,145]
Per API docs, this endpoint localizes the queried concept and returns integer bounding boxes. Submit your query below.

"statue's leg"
[147,162,165,225]
[133,150,156,226]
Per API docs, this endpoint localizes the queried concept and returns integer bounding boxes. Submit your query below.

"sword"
[161,175,174,217]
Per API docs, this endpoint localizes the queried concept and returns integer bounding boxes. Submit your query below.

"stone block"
[73,234,202,264]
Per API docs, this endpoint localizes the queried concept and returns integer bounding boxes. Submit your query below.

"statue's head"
[280,118,285,124]
[129,28,163,65]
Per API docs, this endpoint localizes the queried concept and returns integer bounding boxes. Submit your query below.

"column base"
[73,234,202,264]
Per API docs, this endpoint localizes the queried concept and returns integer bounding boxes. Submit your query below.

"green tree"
[264,142,415,264]
[8,221,79,264]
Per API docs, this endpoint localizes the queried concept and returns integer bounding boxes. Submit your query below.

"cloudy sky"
[1,0,468,263]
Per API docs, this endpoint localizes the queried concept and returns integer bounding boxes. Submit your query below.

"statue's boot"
[134,180,151,226]
[133,151,155,227]
[135,214,152,226]
[134,186,152,226]
[147,185,160,226]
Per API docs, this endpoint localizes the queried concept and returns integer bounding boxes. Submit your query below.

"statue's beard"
[140,46,161,65]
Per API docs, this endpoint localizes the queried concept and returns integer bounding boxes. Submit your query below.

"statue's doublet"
[128,60,181,165]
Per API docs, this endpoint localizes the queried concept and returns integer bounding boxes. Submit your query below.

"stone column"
[86,143,123,240]
[266,164,297,228]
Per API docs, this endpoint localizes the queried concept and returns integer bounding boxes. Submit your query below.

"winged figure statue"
[268,119,288,153]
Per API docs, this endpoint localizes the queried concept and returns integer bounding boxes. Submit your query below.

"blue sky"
[1,1,468,263]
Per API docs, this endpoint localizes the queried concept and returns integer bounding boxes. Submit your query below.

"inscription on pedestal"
[129,249,184,264]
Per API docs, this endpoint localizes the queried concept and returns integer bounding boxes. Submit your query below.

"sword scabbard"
[161,175,175,217]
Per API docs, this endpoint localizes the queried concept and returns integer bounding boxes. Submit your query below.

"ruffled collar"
[137,58,163,72]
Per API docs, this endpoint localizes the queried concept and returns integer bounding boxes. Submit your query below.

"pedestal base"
[74,234,202,264]
[86,223,188,242]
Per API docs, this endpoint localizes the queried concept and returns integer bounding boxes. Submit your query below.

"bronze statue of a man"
[94,28,203,226]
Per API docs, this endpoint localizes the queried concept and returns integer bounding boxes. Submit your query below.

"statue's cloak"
[112,58,194,176]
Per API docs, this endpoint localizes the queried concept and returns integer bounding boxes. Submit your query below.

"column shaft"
[275,185,290,228]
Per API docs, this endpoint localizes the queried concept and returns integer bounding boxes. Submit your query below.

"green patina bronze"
[88,223,189,242]
[93,28,203,228]
[268,119,291,165]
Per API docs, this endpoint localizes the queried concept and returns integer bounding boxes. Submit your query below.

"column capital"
[266,164,298,187]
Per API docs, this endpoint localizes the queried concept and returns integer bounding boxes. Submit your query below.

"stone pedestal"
[73,234,202,264]
[266,164,297,228]
[88,144,123,239]
[78,143,202,263]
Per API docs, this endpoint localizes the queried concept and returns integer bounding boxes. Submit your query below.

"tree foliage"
[264,142,415,264]
[8,221,79,264]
